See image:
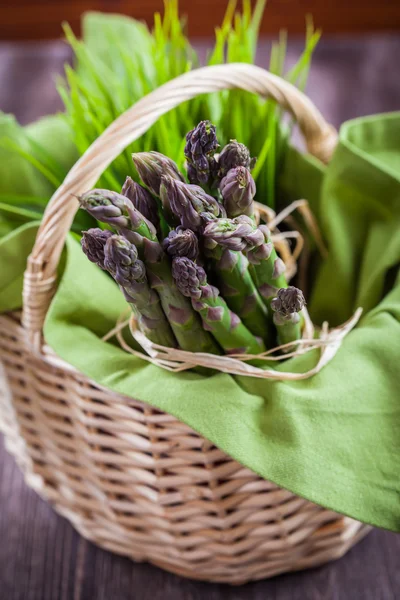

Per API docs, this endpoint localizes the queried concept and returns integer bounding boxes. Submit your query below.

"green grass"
[7,0,319,215]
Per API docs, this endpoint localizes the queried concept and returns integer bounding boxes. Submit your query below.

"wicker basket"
[0,65,370,584]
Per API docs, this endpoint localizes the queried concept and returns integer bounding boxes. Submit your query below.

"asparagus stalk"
[106,235,178,347]
[203,215,288,305]
[131,151,184,197]
[81,230,177,347]
[246,225,288,303]
[219,166,256,218]
[121,176,160,232]
[184,120,219,186]
[217,139,257,180]
[205,244,270,340]
[135,234,220,354]
[160,176,225,233]
[79,190,219,354]
[172,257,265,355]
[203,220,269,336]
[271,287,306,348]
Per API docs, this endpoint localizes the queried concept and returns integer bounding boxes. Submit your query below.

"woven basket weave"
[0,65,370,584]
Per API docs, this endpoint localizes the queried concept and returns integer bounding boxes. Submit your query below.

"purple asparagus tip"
[271,287,306,317]
[79,188,157,237]
[220,166,256,218]
[171,256,206,300]
[78,189,132,229]
[81,228,113,270]
[160,176,224,232]
[203,215,265,252]
[163,226,199,261]
[121,176,160,230]
[217,139,257,179]
[104,235,146,287]
[132,151,184,197]
[184,120,219,185]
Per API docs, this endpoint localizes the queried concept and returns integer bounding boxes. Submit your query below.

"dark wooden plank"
[0,0,400,41]
[1,35,400,600]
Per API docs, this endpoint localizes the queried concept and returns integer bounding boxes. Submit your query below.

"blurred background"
[1,0,400,39]
[0,0,400,129]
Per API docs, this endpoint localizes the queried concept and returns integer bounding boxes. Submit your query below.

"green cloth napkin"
[0,113,399,532]
[0,111,95,236]
[0,112,76,236]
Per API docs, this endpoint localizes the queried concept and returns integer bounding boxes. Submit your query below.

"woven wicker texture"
[0,65,370,583]
[0,313,370,583]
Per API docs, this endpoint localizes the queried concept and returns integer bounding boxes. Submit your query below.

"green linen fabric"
[0,112,95,236]
[0,112,77,197]
[0,112,78,237]
[0,113,399,531]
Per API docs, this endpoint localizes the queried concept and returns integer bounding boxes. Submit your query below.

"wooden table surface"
[1,35,400,600]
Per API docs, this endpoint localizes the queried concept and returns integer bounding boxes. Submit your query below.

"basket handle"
[22,63,337,348]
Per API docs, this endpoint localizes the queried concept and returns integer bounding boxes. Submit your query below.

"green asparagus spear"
[246,225,288,304]
[271,287,306,348]
[105,235,177,347]
[81,229,177,347]
[121,176,160,232]
[172,257,265,355]
[205,244,270,340]
[159,176,225,232]
[79,190,219,354]
[203,215,288,305]
[131,151,184,197]
[217,140,257,180]
[219,166,256,218]
[184,120,219,186]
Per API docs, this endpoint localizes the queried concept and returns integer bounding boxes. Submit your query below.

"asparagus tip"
[104,234,146,285]
[271,287,306,317]
[81,227,113,270]
[163,226,199,261]
[171,256,206,300]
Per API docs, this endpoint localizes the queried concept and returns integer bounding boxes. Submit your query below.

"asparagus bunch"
[79,190,219,355]
[78,119,306,360]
